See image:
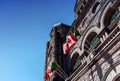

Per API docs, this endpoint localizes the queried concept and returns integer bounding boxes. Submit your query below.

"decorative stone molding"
[117,20,120,29]
[100,1,111,28]
[102,60,120,81]
[70,47,82,59]
[81,26,100,52]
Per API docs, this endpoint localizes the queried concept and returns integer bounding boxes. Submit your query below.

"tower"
[44,23,70,81]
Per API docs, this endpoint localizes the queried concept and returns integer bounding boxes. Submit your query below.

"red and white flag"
[66,34,77,48]
[44,67,53,80]
[63,43,70,54]
[63,34,78,54]
[44,71,50,80]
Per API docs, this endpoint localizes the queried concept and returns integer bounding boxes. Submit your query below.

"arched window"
[77,10,80,16]
[109,10,120,25]
[71,53,80,69]
[84,32,97,50]
[104,5,120,27]
[113,75,120,81]
[115,76,120,81]
[92,2,100,14]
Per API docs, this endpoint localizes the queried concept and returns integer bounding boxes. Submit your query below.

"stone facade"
[44,23,70,81]
[44,0,120,81]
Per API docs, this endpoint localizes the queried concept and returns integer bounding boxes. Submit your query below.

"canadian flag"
[44,71,50,80]
[47,67,53,76]
[63,43,70,54]
[63,34,77,54]
[66,34,77,48]
[44,67,53,80]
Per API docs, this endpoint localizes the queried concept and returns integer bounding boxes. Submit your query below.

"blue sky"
[0,0,75,81]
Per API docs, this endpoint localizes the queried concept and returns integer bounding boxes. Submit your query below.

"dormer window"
[75,10,81,19]
[92,2,100,14]
[77,10,80,16]
[80,5,84,10]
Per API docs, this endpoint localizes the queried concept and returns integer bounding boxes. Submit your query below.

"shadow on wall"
[103,53,116,72]
[95,53,116,81]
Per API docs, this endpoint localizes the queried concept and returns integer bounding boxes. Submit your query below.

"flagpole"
[57,69,67,78]
[53,60,68,77]
[52,66,67,79]
[51,60,68,78]
[57,66,68,78]
[54,61,68,77]
[56,71,66,80]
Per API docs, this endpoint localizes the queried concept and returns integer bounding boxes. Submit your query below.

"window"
[71,53,80,69]
[77,10,80,16]
[115,76,120,81]
[84,32,97,50]
[113,75,120,81]
[80,5,84,10]
[74,56,80,65]
[92,2,100,13]
[104,4,120,27]
[82,17,90,28]
[109,10,120,25]
[89,35,97,48]
[83,0,86,5]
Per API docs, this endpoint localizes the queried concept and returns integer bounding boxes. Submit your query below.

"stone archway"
[101,60,120,81]
[113,74,120,81]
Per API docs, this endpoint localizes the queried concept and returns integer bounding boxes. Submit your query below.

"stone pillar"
[100,37,103,43]
[102,35,106,41]
[105,32,108,38]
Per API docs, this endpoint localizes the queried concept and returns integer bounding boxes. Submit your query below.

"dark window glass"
[75,56,80,65]
[89,35,97,48]
[92,2,100,13]
[85,33,97,50]
[109,10,120,25]
[115,76,120,81]
[71,53,80,68]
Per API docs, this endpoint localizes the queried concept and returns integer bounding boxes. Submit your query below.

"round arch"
[70,47,82,59]
[112,74,120,81]
[70,53,79,68]
[69,47,82,69]
[81,26,100,52]
[100,2,112,28]
[92,1,100,14]
[100,1,120,29]
[101,50,120,81]
[101,60,120,81]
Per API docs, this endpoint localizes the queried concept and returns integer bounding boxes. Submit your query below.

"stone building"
[44,0,120,81]
[44,23,70,81]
